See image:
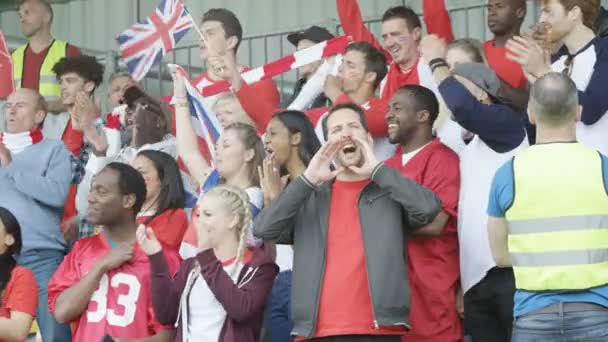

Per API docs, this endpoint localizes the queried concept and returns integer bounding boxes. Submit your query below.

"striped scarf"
[0,128,43,155]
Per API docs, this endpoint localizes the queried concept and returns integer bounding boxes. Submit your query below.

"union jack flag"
[116,0,195,81]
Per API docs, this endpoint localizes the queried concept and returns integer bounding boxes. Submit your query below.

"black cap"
[287,26,334,47]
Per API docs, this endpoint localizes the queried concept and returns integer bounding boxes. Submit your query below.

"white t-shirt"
[186,260,244,342]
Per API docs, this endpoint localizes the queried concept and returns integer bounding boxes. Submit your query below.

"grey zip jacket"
[253,163,442,338]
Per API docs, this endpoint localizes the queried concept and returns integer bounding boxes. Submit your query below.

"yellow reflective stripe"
[514,262,608,291]
[39,75,58,83]
[509,229,608,253]
[508,215,608,234]
[511,248,608,267]
[12,46,26,82]
[41,95,60,101]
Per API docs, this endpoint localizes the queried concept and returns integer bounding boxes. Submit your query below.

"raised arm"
[423,0,454,43]
[439,77,526,152]
[336,0,391,61]
[171,72,213,186]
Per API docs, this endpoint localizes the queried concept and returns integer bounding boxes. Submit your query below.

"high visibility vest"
[12,39,67,101]
[506,142,608,291]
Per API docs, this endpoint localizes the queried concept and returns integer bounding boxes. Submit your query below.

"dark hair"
[19,0,53,24]
[345,42,388,89]
[136,150,186,225]
[322,102,369,140]
[132,98,171,147]
[123,85,148,108]
[382,5,422,30]
[0,207,22,299]
[273,110,321,166]
[224,122,265,187]
[202,8,243,53]
[52,55,104,92]
[397,85,440,123]
[105,163,147,215]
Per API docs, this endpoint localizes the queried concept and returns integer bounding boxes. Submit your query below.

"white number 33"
[87,273,141,327]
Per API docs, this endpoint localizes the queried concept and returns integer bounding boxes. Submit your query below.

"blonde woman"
[137,185,278,342]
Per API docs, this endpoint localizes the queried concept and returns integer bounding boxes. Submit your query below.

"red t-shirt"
[20,42,81,90]
[483,40,527,90]
[381,62,421,104]
[311,180,403,339]
[385,139,463,342]
[48,233,180,342]
[0,266,37,342]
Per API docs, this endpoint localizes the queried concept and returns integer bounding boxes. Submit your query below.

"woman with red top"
[132,150,188,251]
[137,185,278,342]
[0,207,37,342]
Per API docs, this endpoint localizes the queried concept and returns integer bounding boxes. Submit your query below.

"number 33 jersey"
[48,233,180,342]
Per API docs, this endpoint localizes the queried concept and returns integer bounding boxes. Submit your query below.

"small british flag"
[116,0,195,81]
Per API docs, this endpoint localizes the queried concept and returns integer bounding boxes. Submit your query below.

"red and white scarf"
[200,35,349,97]
[0,128,43,155]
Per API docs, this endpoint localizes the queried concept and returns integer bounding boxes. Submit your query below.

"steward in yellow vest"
[506,142,608,291]
[12,39,67,102]
[488,73,608,340]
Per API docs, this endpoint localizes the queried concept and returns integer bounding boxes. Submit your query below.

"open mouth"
[342,144,357,154]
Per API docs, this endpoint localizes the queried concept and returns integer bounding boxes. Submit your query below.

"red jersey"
[0,266,37,342]
[20,42,80,90]
[483,40,527,89]
[48,233,180,342]
[385,139,463,342]
[136,209,188,250]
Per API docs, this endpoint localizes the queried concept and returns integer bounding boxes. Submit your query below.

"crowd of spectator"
[1,0,608,341]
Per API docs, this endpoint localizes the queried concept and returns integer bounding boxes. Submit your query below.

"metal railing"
[5,0,540,107]
[125,1,539,100]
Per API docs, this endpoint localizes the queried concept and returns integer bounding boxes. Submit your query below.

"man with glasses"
[0,88,73,342]
[507,0,608,154]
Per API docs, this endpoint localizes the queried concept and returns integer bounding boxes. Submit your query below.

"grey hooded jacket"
[253,163,442,338]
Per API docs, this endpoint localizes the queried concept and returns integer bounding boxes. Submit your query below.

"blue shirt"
[487,147,608,316]
[0,139,72,257]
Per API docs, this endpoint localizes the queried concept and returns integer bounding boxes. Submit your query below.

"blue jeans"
[512,308,608,342]
[265,270,293,342]
[19,250,72,342]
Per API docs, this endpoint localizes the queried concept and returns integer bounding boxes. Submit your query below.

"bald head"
[19,0,53,19]
[529,72,579,127]
[18,0,53,38]
[5,88,48,133]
